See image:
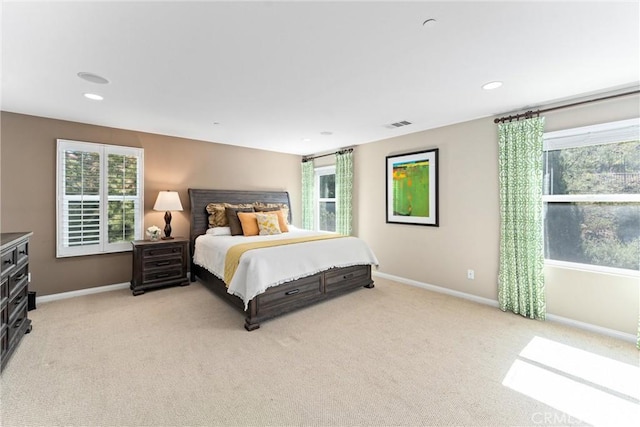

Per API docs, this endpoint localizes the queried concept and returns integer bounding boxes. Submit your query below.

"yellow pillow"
[256,212,282,235]
[254,209,289,232]
[236,212,260,236]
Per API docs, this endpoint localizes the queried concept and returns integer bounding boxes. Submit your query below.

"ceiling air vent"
[385,120,412,129]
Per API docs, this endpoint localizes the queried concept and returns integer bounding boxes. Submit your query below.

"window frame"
[314,165,336,232]
[56,139,144,258]
[542,118,640,277]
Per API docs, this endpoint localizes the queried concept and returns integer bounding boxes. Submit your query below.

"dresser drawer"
[8,263,28,300]
[0,324,7,358]
[8,299,28,348]
[16,241,29,266]
[258,274,323,308]
[8,283,28,324]
[1,249,16,280]
[1,277,8,308]
[1,303,7,329]
[325,265,371,294]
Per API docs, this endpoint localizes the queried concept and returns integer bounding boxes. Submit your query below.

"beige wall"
[355,94,640,335]
[0,112,301,296]
[2,93,638,336]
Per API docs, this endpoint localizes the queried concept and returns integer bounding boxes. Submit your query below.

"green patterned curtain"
[335,150,353,235]
[498,117,546,320]
[301,160,315,230]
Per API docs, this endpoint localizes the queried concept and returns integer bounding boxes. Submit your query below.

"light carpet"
[1,277,638,426]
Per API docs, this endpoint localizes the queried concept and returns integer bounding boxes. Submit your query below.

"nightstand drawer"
[142,244,184,258]
[143,256,184,271]
[143,267,185,284]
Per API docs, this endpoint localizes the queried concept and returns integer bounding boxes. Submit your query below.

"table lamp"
[153,190,183,239]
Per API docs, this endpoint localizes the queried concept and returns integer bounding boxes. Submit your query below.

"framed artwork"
[386,148,439,226]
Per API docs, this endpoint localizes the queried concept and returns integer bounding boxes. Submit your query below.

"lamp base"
[161,236,174,240]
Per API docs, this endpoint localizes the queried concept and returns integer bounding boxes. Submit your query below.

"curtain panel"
[335,151,353,235]
[498,117,546,320]
[301,160,315,230]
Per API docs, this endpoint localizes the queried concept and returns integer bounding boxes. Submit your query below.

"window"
[57,139,144,257]
[543,118,640,274]
[315,166,336,232]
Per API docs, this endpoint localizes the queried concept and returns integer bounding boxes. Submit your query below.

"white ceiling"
[2,1,639,156]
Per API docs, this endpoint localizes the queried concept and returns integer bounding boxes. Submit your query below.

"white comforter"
[193,227,379,308]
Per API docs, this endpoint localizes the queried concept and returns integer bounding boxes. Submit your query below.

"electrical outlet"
[467,269,475,280]
[28,272,31,282]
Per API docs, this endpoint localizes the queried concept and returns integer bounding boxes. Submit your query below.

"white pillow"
[206,226,231,236]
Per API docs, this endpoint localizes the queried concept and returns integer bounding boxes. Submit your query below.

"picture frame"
[386,148,439,226]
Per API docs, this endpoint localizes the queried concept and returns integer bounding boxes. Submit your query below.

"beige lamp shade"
[153,191,183,239]
[153,191,183,212]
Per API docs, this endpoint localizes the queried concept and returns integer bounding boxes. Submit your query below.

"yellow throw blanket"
[224,234,345,284]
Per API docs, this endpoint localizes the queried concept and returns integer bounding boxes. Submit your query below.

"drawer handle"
[3,259,12,265]
[19,250,27,255]
[155,261,171,266]
[14,318,23,328]
[285,289,300,296]
[155,273,170,278]
[14,273,27,281]
[342,273,354,280]
[14,295,23,304]
[172,248,178,253]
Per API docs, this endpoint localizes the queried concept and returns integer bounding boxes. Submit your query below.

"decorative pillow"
[236,212,260,236]
[207,203,254,228]
[205,227,231,236]
[206,203,227,228]
[253,203,290,225]
[256,213,282,235]
[225,207,255,236]
[253,208,289,232]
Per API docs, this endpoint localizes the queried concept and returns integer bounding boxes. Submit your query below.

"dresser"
[130,237,190,295]
[1,232,33,372]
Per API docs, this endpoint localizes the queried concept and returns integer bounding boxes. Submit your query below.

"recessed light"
[84,93,104,101]
[302,138,311,143]
[482,81,503,90]
[78,72,109,84]
[320,131,333,136]
[422,18,436,27]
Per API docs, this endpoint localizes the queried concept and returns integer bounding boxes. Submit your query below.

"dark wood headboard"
[188,188,292,256]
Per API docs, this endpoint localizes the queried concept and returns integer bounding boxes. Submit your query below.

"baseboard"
[372,271,637,344]
[373,271,500,307]
[35,282,130,304]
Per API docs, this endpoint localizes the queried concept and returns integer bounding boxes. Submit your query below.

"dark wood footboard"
[195,263,373,331]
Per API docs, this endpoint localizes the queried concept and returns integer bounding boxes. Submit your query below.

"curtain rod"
[493,89,640,124]
[302,147,353,162]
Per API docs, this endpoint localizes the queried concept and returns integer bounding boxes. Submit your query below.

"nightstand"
[130,237,190,296]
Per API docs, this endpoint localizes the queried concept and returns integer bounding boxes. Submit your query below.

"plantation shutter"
[57,139,143,257]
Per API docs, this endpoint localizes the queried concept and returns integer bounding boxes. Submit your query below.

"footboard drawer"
[325,265,371,294]
[258,274,323,309]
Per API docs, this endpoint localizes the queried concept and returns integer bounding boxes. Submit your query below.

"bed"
[188,188,378,331]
